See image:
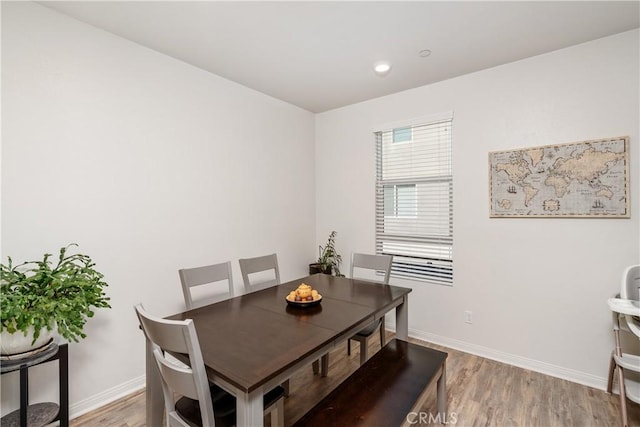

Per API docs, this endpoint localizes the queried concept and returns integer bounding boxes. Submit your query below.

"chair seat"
[176,393,235,427]
[176,385,286,427]
[354,319,382,337]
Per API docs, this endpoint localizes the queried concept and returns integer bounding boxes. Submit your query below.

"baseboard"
[388,324,608,391]
[69,375,145,419]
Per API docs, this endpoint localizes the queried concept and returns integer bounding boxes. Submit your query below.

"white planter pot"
[0,326,55,355]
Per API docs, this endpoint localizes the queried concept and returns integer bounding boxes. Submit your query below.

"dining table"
[144,273,412,427]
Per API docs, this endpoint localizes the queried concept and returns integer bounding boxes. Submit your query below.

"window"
[375,115,453,284]
[384,184,417,217]
[392,127,412,143]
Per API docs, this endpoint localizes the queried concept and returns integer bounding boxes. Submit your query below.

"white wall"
[315,29,639,389]
[1,2,315,416]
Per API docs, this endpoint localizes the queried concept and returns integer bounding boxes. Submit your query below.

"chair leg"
[312,359,319,375]
[347,338,351,355]
[359,338,368,365]
[282,379,290,398]
[379,317,386,348]
[618,366,628,427]
[613,326,628,427]
[321,354,329,378]
[607,352,616,394]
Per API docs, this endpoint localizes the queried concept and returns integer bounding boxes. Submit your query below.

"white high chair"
[607,265,640,427]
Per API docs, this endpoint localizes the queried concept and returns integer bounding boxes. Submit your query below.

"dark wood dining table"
[145,273,412,427]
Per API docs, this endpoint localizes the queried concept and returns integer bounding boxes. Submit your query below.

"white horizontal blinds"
[375,118,453,284]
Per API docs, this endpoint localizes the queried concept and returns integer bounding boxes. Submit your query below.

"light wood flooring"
[70,334,640,427]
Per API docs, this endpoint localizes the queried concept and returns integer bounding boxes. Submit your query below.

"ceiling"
[40,1,640,113]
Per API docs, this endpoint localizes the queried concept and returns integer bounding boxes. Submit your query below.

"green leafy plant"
[316,231,343,276]
[0,244,111,344]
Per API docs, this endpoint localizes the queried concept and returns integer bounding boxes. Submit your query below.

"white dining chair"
[179,261,234,310]
[135,303,285,427]
[239,253,281,293]
[238,253,291,395]
[317,253,394,378]
[347,253,394,364]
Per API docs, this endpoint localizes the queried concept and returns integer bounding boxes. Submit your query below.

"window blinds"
[375,118,453,284]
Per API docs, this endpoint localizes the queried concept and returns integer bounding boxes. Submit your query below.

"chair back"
[350,253,393,285]
[621,265,640,301]
[179,261,234,309]
[134,303,215,427]
[239,253,280,293]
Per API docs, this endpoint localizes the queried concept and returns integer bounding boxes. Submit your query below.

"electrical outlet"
[464,310,473,324]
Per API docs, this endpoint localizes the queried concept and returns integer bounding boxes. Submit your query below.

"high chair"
[607,265,640,427]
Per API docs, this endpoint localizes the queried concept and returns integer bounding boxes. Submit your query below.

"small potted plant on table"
[309,231,343,276]
[0,244,111,356]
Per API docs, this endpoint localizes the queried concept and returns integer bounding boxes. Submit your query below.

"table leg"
[236,388,264,427]
[396,295,409,340]
[145,338,163,426]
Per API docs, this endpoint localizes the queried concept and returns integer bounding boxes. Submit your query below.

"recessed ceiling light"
[373,61,392,77]
[419,49,432,58]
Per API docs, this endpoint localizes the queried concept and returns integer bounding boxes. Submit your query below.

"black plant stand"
[0,342,69,427]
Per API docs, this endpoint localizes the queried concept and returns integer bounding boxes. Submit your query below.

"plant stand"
[0,342,68,427]
[308,263,332,275]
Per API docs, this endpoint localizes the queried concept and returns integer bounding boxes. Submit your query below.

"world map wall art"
[489,136,629,218]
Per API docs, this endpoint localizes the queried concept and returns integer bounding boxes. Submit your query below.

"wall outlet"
[464,310,473,324]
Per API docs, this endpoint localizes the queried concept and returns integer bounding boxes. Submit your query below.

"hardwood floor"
[70,335,639,427]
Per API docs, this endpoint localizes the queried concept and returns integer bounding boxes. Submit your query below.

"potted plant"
[0,244,111,355]
[309,231,343,276]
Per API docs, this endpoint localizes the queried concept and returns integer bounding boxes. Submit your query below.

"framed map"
[489,136,629,218]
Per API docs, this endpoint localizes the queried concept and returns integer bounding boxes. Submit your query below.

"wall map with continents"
[489,136,629,218]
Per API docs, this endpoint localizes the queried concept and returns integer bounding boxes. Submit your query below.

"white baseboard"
[70,375,145,419]
[409,328,608,391]
[389,324,608,391]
